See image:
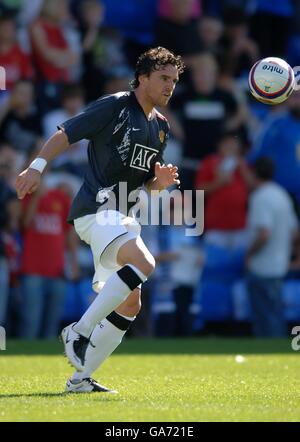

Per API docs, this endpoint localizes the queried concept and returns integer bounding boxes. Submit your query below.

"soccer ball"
[249,57,295,105]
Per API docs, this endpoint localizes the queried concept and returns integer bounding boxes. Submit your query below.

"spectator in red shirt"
[0,13,34,91]
[30,0,79,113]
[19,181,79,338]
[195,131,252,249]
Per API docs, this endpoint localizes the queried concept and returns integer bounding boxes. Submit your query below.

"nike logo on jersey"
[130,144,159,172]
[132,127,141,131]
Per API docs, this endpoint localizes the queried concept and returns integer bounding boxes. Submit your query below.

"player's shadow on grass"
[0,392,121,401]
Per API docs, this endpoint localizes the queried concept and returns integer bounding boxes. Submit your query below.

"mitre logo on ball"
[249,57,295,105]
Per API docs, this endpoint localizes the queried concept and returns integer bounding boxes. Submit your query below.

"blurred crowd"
[1,0,300,339]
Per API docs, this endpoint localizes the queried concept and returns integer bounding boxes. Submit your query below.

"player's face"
[144,65,179,107]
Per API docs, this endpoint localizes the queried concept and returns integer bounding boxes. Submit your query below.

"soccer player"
[15,47,185,393]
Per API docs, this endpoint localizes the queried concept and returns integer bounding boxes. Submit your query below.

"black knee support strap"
[117,265,144,291]
[106,311,132,331]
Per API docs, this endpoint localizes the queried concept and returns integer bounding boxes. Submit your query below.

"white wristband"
[29,158,47,174]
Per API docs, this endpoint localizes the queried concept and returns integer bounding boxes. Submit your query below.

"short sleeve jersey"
[58,91,170,222]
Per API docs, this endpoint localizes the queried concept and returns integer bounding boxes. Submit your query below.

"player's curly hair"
[130,47,185,89]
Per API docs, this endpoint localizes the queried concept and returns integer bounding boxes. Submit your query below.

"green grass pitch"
[0,338,300,422]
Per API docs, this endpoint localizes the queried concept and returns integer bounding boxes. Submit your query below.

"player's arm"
[144,120,179,191]
[16,95,118,200]
[15,130,69,200]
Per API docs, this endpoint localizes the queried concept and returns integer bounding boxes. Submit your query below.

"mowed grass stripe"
[0,339,299,421]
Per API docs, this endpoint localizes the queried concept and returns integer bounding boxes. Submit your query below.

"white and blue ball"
[249,57,295,105]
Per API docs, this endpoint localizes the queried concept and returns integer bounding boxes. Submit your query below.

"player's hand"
[15,168,42,200]
[154,162,180,189]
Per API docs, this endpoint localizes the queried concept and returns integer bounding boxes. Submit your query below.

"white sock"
[74,265,146,337]
[71,318,129,381]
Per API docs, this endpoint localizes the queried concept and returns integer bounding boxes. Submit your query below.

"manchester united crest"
[159,130,165,143]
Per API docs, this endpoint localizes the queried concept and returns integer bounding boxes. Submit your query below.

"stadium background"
[1,0,300,340]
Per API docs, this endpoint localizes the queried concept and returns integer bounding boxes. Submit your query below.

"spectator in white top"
[246,157,299,337]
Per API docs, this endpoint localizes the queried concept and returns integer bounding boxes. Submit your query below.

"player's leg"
[66,289,141,393]
[62,235,154,370]
[74,236,153,336]
[116,235,155,272]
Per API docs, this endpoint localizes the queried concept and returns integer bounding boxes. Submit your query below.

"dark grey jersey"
[58,91,170,223]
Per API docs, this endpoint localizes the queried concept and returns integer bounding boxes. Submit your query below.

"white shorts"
[74,210,141,292]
